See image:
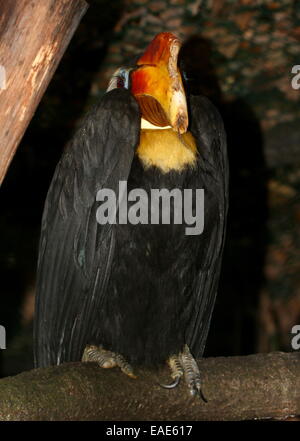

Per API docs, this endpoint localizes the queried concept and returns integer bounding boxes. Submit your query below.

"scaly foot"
[82,344,137,379]
[161,344,207,401]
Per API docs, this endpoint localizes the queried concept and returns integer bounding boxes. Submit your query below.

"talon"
[189,383,207,402]
[199,389,208,403]
[123,370,137,379]
[159,375,181,389]
[160,354,184,389]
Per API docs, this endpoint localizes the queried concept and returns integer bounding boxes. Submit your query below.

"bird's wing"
[34,89,140,367]
[186,95,229,358]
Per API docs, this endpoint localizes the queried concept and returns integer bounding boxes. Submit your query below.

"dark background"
[1,0,300,377]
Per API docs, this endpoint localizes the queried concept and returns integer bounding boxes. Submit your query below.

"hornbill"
[34,32,228,398]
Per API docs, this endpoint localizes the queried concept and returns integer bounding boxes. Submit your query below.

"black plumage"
[34,88,228,368]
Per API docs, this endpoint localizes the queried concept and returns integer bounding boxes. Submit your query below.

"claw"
[189,382,208,402]
[159,375,181,389]
[189,383,208,402]
[199,389,208,403]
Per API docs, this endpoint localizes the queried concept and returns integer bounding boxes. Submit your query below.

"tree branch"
[0,352,299,420]
[0,0,88,185]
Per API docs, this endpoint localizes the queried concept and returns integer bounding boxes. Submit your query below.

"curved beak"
[130,32,188,134]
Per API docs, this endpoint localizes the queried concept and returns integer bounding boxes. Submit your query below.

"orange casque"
[130,32,189,135]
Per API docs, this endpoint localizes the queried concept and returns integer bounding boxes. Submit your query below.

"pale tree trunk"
[0,0,88,185]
